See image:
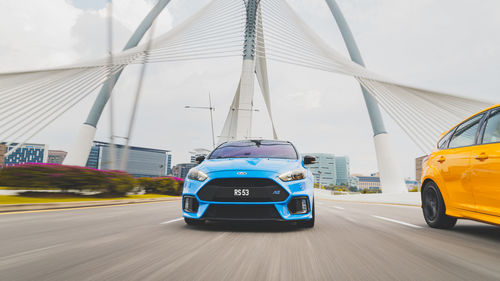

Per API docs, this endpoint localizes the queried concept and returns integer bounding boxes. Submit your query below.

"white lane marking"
[0,244,63,261]
[322,206,358,224]
[372,215,422,229]
[333,206,345,210]
[160,217,183,224]
[369,204,420,208]
[343,216,357,223]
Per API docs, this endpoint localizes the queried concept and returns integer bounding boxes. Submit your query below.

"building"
[190,148,211,163]
[166,153,173,175]
[86,141,172,177]
[47,150,67,164]
[415,155,427,183]
[335,156,350,186]
[0,143,6,168]
[356,176,381,190]
[172,163,197,179]
[304,153,336,186]
[2,143,46,166]
[405,178,419,191]
[348,176,359,189]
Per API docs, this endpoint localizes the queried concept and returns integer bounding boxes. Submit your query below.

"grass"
[0,193,177,205]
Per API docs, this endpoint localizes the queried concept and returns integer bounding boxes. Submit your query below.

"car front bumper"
[182,171,314,221]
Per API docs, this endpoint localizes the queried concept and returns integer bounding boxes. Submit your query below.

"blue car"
[182,140,316,227]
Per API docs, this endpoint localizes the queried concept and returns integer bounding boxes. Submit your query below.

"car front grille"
[197,178,289,202]
[202,204,282,220]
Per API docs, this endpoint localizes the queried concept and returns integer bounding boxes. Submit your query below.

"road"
[1,199,500,281]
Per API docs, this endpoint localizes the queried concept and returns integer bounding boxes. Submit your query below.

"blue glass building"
[335,156,350,186]
[304,153,337,186]
[2,143,46,166]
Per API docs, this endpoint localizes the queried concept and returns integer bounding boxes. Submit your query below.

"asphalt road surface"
[1,199,500,281]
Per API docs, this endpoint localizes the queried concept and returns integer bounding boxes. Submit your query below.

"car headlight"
[187,169,208,181]
[278,169,306,182]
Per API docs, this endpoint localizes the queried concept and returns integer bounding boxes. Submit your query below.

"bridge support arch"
[64,0,173,166]
[325,0,407,193]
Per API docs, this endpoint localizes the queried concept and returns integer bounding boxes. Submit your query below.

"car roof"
[223,139,292,144]
[438,103,500,140]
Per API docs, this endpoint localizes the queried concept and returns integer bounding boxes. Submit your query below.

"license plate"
[234,188,250,197]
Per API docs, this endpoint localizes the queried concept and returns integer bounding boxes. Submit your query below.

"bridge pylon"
[325,0,407,193]
[219,0,278,143]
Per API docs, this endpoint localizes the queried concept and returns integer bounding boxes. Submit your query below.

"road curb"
[0,197,181,213]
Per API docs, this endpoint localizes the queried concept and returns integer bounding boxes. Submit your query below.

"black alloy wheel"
[422,181,457,229]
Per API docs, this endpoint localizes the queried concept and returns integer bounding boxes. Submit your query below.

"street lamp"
[185,92,216,148]
[158,164,164,177]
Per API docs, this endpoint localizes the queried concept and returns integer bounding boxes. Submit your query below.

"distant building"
[405,179,419,191]
[172,163,197,179]
[86,141,171,177]
[335,156,350,186]
[0,143,6,168]
[2,143,46,166]
[190,148,211,163]
[415,155,427,184]
[304,153,336,186]
[348,176,359,188]
[356,176,381,190]
[47,150,67,164]
[166,154,173,175]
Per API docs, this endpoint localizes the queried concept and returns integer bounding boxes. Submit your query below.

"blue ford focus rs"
[182,139,316,227]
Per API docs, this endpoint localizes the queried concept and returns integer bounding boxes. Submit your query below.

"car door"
[440,113,484,211]
[471,108,500,217]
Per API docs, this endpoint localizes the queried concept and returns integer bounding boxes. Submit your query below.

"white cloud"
[0,0,80,72]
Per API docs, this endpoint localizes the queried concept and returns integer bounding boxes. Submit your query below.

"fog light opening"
[183,196,199,213]
[288,197,309,215]
[300,198,307,212]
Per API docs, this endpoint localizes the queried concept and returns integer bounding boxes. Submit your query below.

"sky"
[0,0,499,179]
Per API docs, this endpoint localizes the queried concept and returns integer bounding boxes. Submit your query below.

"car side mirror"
[195,155,206,164]
[303,155,316,165]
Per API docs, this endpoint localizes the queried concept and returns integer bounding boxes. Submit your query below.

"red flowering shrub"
[0,164,136,195]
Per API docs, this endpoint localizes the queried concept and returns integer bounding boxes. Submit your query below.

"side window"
[448,114,483,148]
[482,109,500,144]
[437,131,453,149]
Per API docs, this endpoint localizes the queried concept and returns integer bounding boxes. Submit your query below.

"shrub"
[409,186,419,192]
[0,164,136,196]
[138,176,184,196]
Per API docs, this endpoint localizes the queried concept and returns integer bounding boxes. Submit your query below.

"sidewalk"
[0,197,181,213]
[314,189,421,206]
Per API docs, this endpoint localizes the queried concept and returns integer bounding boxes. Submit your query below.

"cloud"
[0,0,81,72]
[1,0,499,178]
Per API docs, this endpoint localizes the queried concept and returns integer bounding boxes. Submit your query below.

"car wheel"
[184,218,204,226]
[301,200,315,228]
[422,181,457,229]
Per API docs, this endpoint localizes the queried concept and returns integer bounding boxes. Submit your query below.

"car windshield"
[209,140,298,160]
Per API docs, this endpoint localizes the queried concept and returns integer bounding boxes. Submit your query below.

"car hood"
[198,158,302,174]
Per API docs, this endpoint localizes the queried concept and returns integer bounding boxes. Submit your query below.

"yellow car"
[421,104,500,228]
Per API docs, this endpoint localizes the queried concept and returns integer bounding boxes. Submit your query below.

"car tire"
[422,181,457,229]
[184,218,204,226]
[301,200,315,228]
